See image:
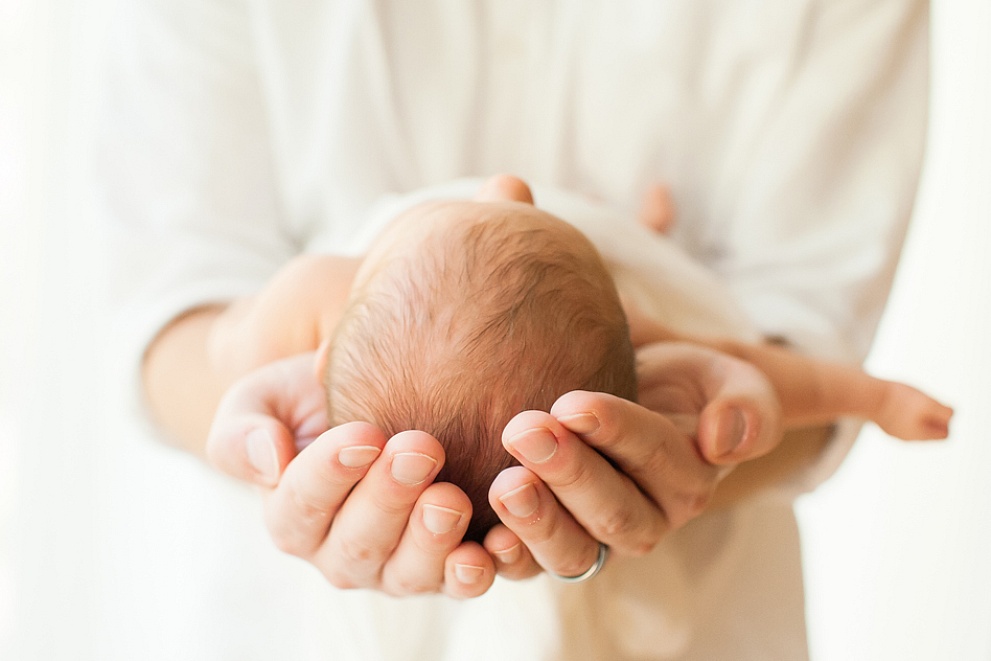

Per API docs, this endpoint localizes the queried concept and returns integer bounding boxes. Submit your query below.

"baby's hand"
[875,382,954,441]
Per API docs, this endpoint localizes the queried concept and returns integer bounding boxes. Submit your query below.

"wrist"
[206,297,259,383]
[143,304,231,453]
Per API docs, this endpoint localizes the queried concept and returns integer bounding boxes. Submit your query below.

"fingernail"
[338,445,381,468]
[507,428,558,463]
[455,563,485,585]
[493,543,522,565]
[498,483,540,518]
[391,452,438,485]
[557,412,599,435]
[422,504,464,535]
[713,408,746,458]
[246,429,278,482]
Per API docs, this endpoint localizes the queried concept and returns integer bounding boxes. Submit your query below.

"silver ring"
[552,542,610,583]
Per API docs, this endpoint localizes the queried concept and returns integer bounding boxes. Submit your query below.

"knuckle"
[590,503,639,541]
[269,528,309,557]
[264,511,313,558]
[376,496,419,520]
[337,536,390,568]
[554,548,597,578]
[685,484,715,518]
[321,568,359,591]
[589,503,666,557]
[553,458,596,493]
[666,487,713,530]
[637,442,672,477]
[289,485,330,524]
[389,577,437,596]
[625,519,665,557]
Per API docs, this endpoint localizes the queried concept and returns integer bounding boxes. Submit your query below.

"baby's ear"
[313,337,334,380]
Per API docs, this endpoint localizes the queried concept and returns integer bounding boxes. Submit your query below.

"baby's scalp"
[325,200,637,541]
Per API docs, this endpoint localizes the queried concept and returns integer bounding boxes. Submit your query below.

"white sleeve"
[100,0,293,423]
[706,3,928,365]
[698,4,929,495]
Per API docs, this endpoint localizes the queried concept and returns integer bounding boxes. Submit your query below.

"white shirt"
[102,1,928,659]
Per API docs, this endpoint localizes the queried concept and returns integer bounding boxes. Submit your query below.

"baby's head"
[323,179,636,541]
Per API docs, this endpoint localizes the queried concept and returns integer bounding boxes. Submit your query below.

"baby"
[309,177,952,542]
[324,197,637,540]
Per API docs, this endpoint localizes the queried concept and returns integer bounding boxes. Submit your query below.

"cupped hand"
[484,341,783,575]
[206,342,784,593]
[206,353,531,598]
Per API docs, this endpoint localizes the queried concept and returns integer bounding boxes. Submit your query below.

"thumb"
[207,413,297,487]
[696,373,782,465]
[205,353,327,486]
[635,341,784,465]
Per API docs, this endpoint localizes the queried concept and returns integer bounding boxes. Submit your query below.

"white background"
[1,1,988,659]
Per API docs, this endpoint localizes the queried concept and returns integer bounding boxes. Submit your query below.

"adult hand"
[484,341,783,578]
[206,352,527,598]
[206,342,783,594]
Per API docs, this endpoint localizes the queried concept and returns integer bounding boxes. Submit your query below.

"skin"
[206,347,789,593]
[626,307,952,443]
[146,175,845,596]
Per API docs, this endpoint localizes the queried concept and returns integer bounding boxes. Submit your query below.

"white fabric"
[347,177,849,502]
[353,179,763,342]
[101,1,928,659]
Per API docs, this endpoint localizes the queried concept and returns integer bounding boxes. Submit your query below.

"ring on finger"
[551,542,610,583]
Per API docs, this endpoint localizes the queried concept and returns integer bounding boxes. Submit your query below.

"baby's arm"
[632,184,951,440]
[710,338,952,440]
[626,305,952,441]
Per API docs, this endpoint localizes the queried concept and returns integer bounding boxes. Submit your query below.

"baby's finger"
[502,409,667,555]
[551,391,721,531]
[483,524,540,581]
[489,467,604,578]
[378,482,477,596]
[314,430,445,589]
[263,422,387,558]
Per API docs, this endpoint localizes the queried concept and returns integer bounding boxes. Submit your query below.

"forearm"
[628,308,890,428]
[712,339,884,428]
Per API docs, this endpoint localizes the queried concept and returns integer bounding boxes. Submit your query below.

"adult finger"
[262,422,387,558]
[377,481,479,596]
[378,480,497,599]
[489,466,605,577]
[442,541,498,599]
[482,524,541,581]
[550,390,721,531]
[314,430,445,589]
[500,410,667,555]
[206,353,329,486]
